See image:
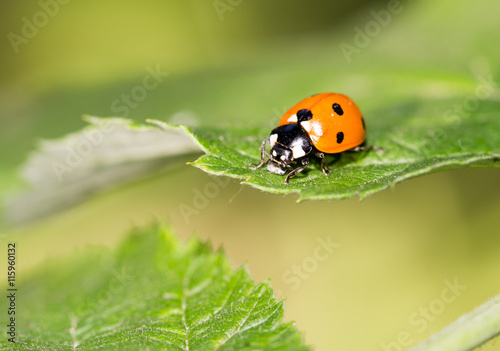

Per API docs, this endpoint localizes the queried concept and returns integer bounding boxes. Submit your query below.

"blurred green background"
[1,0,500,350]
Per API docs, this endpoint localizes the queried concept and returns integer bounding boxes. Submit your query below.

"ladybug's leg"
[314,151,330,176]
[285,157,309,185]
[351,144,387,152]
[249,138,269,169]
[371,145,387,152]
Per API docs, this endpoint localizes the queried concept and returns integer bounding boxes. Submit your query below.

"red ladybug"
[250,93,379,184]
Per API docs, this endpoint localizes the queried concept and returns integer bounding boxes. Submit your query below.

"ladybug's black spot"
[337,131,344,144]
[361,117,366,131]
[297,109,313,122]
[332,103,344,116]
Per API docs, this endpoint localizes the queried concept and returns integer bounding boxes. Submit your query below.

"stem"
[410,294,500,351]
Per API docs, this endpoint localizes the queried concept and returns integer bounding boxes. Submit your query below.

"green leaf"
[150,91,500,201]
[5,116,200,225]
[1,225,308,351]
[410,293,500,351]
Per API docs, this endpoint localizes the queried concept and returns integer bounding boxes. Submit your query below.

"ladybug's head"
[266,124,313,175]
[267,143,293,175]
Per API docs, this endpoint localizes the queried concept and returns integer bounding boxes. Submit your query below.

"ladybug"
[250,93,379,184]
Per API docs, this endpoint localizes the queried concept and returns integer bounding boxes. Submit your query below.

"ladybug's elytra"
[250,93,381,184]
